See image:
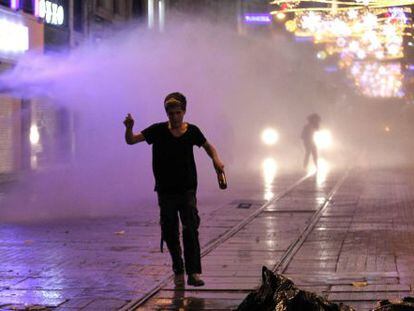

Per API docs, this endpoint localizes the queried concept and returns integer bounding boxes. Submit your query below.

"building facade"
[0,1,44,175]
[0,0,168,177]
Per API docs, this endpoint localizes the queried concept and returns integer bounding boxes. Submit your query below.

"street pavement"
[0,171,299,310]
[1,167,414,310]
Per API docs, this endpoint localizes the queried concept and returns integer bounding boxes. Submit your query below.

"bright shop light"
[30,125,40,145]
[0,19,29,54]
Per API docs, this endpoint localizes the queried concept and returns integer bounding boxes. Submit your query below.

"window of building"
[74,0,83,32]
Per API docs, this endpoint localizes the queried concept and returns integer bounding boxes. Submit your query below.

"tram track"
[120,169,350,310]
[273,169,350,274]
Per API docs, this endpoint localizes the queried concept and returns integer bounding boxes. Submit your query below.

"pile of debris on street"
[237,266,414,311]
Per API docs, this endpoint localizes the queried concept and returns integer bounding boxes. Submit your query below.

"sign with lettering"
[244,14,272,24]
[37,0,64,26]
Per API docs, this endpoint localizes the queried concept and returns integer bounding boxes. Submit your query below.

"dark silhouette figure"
[123,92,224,288]
[301,113,321,169]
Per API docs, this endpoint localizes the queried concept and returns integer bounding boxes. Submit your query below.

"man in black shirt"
[123,92,224,287]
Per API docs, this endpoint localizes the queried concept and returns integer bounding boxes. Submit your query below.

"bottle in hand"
[217,171,227,190]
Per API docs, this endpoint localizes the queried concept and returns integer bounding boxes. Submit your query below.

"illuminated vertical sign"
[148,0,154,29]
[34,0,40,17]
[10,0,20,10]
[36,0,65,25]
[158,0,165,32]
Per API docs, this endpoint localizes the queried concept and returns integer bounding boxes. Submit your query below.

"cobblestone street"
[1,166,414,310]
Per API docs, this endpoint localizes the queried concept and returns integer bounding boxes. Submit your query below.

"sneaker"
[187,274,205,287]
[174,273,185,287]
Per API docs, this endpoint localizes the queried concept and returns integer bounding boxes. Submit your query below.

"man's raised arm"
[123,113,146,145]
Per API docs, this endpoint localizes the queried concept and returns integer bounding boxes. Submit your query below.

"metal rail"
[273,169,350,274]
[119,173,313,311]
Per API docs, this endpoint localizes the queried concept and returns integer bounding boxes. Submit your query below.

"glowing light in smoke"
[261,128,279,146]
[313,129,333,150]
[316,158,330,186]
[159,0,165,32]
[262,158,277,184]
[30,125,40,145]
[317,51,327,60]
[148,0,154,29]
[262,158,277,200]
[306,158,330,187]
[264,189,274,201]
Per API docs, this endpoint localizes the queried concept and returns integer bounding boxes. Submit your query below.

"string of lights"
[270,0,414,13]
[269,0,414,98]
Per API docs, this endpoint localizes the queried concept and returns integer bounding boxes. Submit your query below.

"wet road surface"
[1,167,414,310]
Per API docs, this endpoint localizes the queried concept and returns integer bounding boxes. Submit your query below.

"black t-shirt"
[142,122,207,194]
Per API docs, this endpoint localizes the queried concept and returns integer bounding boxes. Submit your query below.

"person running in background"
[123,92,224,287]
[301,113,321,169]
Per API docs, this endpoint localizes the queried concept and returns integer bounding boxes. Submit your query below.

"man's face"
[166,106,185,128]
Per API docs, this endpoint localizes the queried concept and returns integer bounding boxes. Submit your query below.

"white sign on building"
[0,18,29,54]
[38,0,64,26]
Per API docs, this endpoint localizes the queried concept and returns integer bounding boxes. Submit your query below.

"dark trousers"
[157,191,201,275]
[303,142,318,168]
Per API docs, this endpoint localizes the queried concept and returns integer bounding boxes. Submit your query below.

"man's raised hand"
[123,113,135,128]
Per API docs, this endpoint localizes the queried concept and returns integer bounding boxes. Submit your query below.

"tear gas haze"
[0,14,412,222]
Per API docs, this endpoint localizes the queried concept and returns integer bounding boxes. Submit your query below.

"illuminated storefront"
[0,3,44,174]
